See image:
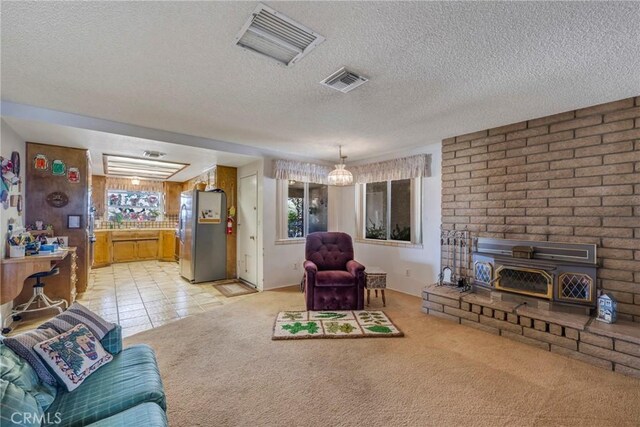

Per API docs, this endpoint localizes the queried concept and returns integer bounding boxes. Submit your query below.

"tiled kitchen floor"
[10,261,257,338]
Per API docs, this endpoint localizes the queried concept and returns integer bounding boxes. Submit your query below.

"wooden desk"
[1,248,78,306]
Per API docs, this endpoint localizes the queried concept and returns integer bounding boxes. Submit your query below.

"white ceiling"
[1,2,639,162]
[2,117,258,182]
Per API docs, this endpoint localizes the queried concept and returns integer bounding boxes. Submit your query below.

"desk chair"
[2,267,68,334]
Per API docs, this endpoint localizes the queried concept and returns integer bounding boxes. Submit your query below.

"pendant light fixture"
[327,145,353,186]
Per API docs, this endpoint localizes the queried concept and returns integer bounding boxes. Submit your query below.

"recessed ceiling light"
[103,154,189,180]
[235,3,325,66]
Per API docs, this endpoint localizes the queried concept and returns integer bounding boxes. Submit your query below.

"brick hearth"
[422,284,640,378]
[441,96,640,321]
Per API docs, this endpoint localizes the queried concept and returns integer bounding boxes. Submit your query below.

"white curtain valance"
[351,154,431,183]
[273,159,331,184]
[273,153,431,185]
[105,177,164,193]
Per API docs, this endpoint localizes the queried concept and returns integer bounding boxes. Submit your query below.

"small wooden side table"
[364,267,387,307]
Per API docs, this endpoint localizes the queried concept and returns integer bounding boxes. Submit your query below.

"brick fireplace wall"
[441,96,640,321]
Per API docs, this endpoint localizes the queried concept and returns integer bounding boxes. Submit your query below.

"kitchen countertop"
[95,228,177,232]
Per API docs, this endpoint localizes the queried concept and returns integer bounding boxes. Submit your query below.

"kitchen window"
[278,180,328,240]
[359,178,421,244]
[107,190,163,222]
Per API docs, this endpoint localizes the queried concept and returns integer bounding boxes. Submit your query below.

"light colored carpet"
[126,287,640,427]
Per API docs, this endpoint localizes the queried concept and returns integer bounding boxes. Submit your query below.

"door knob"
[250,236,255,240]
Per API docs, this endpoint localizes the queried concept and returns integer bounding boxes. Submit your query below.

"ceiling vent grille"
[235,4,325,66]
[320,67,368,93]
[142,151,166,159]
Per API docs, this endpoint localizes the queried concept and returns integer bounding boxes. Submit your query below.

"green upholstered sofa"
[0,325,167,427]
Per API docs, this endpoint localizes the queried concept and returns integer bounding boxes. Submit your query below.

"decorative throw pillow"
[33,324,113,392]
[2,328,61,386]
[38,302,115,340]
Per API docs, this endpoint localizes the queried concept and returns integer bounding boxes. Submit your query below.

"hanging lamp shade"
[327,146,353,186]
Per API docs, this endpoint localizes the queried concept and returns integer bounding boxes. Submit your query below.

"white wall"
[238,143,441,296]
[238,158,344,290]
[1,120,26,320]
[337,143,442,296]
[263,175,302,289]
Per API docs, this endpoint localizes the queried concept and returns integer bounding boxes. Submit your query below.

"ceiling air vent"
[320,67,368,93]
[235,4,325,66]
[142,151,166,159]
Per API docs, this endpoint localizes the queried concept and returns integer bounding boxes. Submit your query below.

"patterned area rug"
[212,280,257,297]
[272,311,404,340]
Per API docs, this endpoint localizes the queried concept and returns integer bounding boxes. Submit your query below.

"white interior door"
[238,174,258,286]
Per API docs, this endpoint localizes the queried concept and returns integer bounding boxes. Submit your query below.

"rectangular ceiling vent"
[142,150,166,159]
[320,67,368,93]
[235,3,325,66]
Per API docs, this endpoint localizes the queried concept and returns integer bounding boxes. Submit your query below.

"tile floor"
[11,260,257,338]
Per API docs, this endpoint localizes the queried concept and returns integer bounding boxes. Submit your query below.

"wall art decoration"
[34,154,49,170]
[11,151,20,176]
[46,191,70,208]
[52,160,66,176]
[67,167,80,183]
[67,215,81,229]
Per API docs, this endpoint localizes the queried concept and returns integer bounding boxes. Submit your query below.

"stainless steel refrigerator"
[179,189,227,283]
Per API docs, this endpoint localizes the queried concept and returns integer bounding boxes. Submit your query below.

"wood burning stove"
[472,238,597,307]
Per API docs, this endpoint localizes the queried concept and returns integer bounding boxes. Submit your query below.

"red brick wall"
[441,97,640,321]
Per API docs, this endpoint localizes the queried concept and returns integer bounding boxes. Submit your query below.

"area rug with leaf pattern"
[272,310,404,340]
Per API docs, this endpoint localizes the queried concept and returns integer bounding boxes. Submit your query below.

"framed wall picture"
[67,215,81,229]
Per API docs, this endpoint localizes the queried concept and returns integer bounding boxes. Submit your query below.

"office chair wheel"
[2,328,11,334]
[12,315,22,321]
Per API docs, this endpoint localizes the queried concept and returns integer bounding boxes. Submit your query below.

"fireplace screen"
[558,273,593,303]
[495,266,553,299]
[474,262,493,285]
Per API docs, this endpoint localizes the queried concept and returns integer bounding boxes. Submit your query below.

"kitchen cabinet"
[112,241,137,262]
[113,231,158,261]
[93,232,111,267]
[92,230,176,265]
[163,182,183,217]
[160,230,176,261]
[137,239,159,260]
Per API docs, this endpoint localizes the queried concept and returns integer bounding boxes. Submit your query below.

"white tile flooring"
[80,261,246,337]
[11,260,253,338]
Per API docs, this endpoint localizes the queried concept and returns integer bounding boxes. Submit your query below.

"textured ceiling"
[2,1,639,161]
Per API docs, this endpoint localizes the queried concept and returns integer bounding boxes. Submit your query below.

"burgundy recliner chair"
[304,232,365,311]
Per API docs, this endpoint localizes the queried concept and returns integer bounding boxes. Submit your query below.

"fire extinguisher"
[226,216,234,235]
